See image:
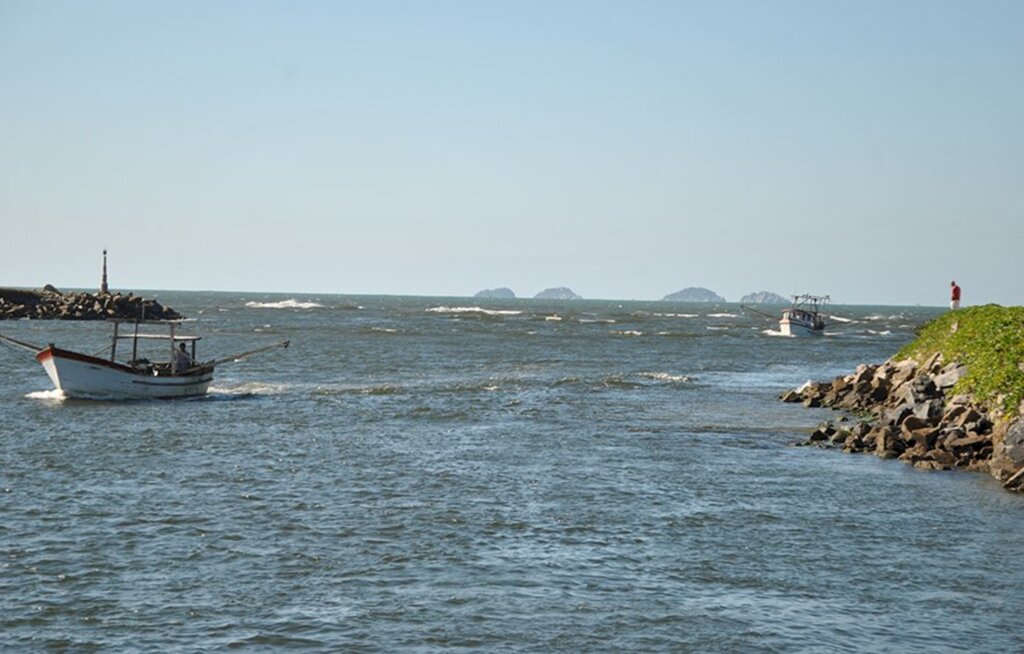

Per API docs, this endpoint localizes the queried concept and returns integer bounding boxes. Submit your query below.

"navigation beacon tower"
[100,249,109,295]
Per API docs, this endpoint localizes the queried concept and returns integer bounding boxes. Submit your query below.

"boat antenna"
[100,249,109,295]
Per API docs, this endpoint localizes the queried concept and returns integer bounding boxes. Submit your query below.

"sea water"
[2,293,1022,652]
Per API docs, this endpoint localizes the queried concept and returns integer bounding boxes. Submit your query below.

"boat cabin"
[107,319,203,377]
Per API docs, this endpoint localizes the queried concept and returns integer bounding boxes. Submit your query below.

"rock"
[946,433,991,450]
[42,284,61,294]
[933,363,967,389]
[873,426,902,458]
[912,399,945,423]
[928,450,957,467]
[661,287,727,303]
[780,390,802,403]
[1000,419,1024,467]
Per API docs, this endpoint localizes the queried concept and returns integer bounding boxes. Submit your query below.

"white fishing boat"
[779,294,829,337]
[0,319,288,400]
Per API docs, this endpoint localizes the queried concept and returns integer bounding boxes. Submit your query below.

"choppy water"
[2,293,1023,652]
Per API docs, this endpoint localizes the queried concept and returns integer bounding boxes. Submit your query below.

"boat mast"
[170,322,177,376]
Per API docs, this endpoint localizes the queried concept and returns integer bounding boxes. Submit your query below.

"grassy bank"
[897,305,1024,416]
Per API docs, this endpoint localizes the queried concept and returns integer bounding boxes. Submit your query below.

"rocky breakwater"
[781,305,1024,492]
[0,286,182,321]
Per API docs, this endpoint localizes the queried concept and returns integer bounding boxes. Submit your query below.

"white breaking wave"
[25,389,65,401]
[611,330,644,336]
[653,312,699,318]
[827,314,855,323]
[544,315,563,321]
[639,372,692,383]
[762,329,793,337]
[707,313,739,318]
[426,306,523,316]
[246,299,324,309]
[208,382,290,396]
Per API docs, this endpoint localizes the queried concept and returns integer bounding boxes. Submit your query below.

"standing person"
[950,280,961,310]
[172,342,192,373]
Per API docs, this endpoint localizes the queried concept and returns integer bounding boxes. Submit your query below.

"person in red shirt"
[950,281,961,309]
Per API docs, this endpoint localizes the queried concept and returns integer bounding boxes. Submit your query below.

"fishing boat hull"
[35,346,214,399]
[779,317,824,337]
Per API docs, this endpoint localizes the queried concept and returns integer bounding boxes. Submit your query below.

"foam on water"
[24,388,65,401]
[827,314,855,323]
[245,299,324,309]
[638,371,693,383]
[425,306,523,316]
[208,381,291,396]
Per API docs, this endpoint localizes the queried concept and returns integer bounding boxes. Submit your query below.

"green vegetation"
[897,305,1024,415]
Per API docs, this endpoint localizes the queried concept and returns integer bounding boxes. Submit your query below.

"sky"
[1,0,1021,305]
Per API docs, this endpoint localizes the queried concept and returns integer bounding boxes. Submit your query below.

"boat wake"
[762,329,794,338]
[25,389,66,401]
[245,299,324,309]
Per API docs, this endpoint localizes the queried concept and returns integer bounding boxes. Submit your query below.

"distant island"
[474,287,516,299]
[534,287,582,300]
[739,291,789,304]
[662,287,726,303]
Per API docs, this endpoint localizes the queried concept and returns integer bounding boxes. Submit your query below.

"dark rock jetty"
[0,286,182,321]
[781,354,1018,482]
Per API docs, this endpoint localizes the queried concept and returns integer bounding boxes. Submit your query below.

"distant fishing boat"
[779,294,829,337]
[0,319,288,399]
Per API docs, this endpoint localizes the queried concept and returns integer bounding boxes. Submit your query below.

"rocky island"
[740,291,789,304]
[783,305,1024,492]
[474,287,516,299]
[0,286,182,321]
[662,287,727,303]
[534,287,582,300]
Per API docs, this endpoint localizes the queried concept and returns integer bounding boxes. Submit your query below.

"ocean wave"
[707,313,740,318]
[867,329,893,336]
[827,314,855,323]
[611,330,644,336]
[706,326,729,331]
[426,306,523,316]
[208,382,291,396]
[762,329,793,337]
[544,315,563,322]
[638,372,693,383]
[246,299,324,309]
[653,313,699,318]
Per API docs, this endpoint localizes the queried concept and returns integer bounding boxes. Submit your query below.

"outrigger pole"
[740,305,778,321]
[0,332,45,354]
[182,340,290,374]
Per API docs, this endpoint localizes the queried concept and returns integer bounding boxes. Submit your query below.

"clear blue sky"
[1,0,1021,305]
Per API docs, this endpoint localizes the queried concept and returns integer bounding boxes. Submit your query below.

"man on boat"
[950,281,961,310]
[172,342,192,373]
